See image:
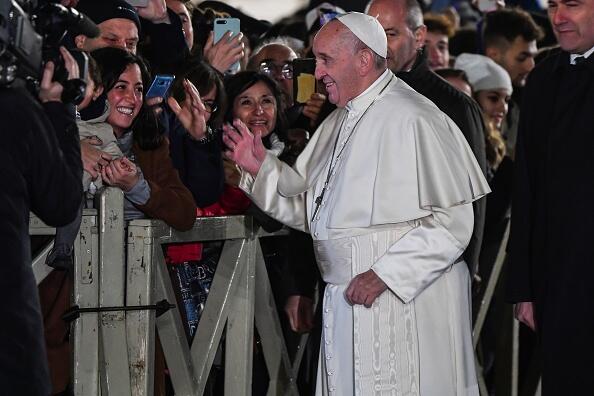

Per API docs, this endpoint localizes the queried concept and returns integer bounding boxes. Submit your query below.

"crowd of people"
[12,0,593,394]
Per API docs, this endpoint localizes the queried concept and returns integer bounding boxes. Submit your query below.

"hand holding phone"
[213,18,242,74]
[292,58,317,104]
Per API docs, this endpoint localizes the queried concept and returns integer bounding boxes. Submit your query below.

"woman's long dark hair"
[91,47,150,94]
[91,47,163,150]
[223,71,288,147]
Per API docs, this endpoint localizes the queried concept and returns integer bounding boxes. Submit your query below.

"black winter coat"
[0,86,82,394]
[506,50,594,394]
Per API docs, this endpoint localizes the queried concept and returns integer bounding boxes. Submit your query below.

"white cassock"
[240,70,490,395]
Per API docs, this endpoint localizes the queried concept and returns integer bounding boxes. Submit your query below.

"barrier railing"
[472,221,541,396]
[30,187,309,396]
[31,188,540,396]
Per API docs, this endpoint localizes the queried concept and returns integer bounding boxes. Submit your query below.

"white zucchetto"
[336,12,387,58]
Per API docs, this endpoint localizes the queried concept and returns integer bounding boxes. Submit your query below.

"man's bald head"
[366,0,426,72]
[366,0,423,32]
[248,41,298,105]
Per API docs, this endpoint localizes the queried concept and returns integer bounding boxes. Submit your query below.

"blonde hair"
[484,118,506,170]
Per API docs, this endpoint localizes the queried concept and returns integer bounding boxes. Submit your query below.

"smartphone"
[213,18,241,75]
[477,0,497,12]
[125,0,149,7]
[146,74,175,99]
[292,58,317,104]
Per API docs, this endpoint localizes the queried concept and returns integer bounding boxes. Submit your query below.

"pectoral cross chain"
[309,74,394,225]
[311,184,327,221]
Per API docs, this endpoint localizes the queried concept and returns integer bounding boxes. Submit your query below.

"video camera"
[0,0,99,103]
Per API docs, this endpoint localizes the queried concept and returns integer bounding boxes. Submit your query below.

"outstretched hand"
[222,119,266,176]
[167,79,208,140]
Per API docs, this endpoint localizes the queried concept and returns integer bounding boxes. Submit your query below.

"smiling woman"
[224,71,288,147]
[90,47,196,230]
[92,48,150,137]
[106,63,144,136]
[454,53,513,131]
[41,47,198,395]
[204,71,289,213]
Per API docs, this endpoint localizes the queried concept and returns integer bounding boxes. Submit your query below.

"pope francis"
[223,12,489,396]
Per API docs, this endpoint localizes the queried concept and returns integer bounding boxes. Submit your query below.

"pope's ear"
[358,48,374,75]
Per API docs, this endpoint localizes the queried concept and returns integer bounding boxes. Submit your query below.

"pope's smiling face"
[313,21,362,107]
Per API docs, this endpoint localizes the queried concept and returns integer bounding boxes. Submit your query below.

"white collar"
[570,45,594,64]
[345,69,393,113]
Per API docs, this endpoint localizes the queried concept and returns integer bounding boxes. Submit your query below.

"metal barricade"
[30,184,546,396]
[472,221,541,396]
[125,215,302,396]
[30,187,308,395]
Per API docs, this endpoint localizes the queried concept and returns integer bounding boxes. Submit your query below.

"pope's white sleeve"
[239,153,308,232]
[371,203,473,303]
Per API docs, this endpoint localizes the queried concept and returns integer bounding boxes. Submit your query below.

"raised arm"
[224,119,308,231]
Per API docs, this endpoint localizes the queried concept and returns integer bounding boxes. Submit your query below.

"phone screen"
[292,58,317,104]
[125,0,149,7]
[477,0,497,12]
[146,75,175,99]
[213,18,241,74]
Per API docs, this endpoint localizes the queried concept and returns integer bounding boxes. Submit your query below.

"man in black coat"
[0,56,83,394]
[506,0,594,392]
[366,0,487,276]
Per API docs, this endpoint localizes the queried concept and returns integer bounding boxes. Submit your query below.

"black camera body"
[0,0,99,104]
[0,0,43,85]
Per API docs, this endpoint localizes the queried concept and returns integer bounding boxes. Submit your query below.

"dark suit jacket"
[0,88,82,394]
[506,50,594,393]
[397,50,487,276]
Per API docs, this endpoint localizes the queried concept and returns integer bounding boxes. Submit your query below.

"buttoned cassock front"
[240,70,490,395]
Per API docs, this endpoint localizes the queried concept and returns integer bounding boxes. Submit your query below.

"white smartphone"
[477,0,497,12]
[125,0,149,7]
